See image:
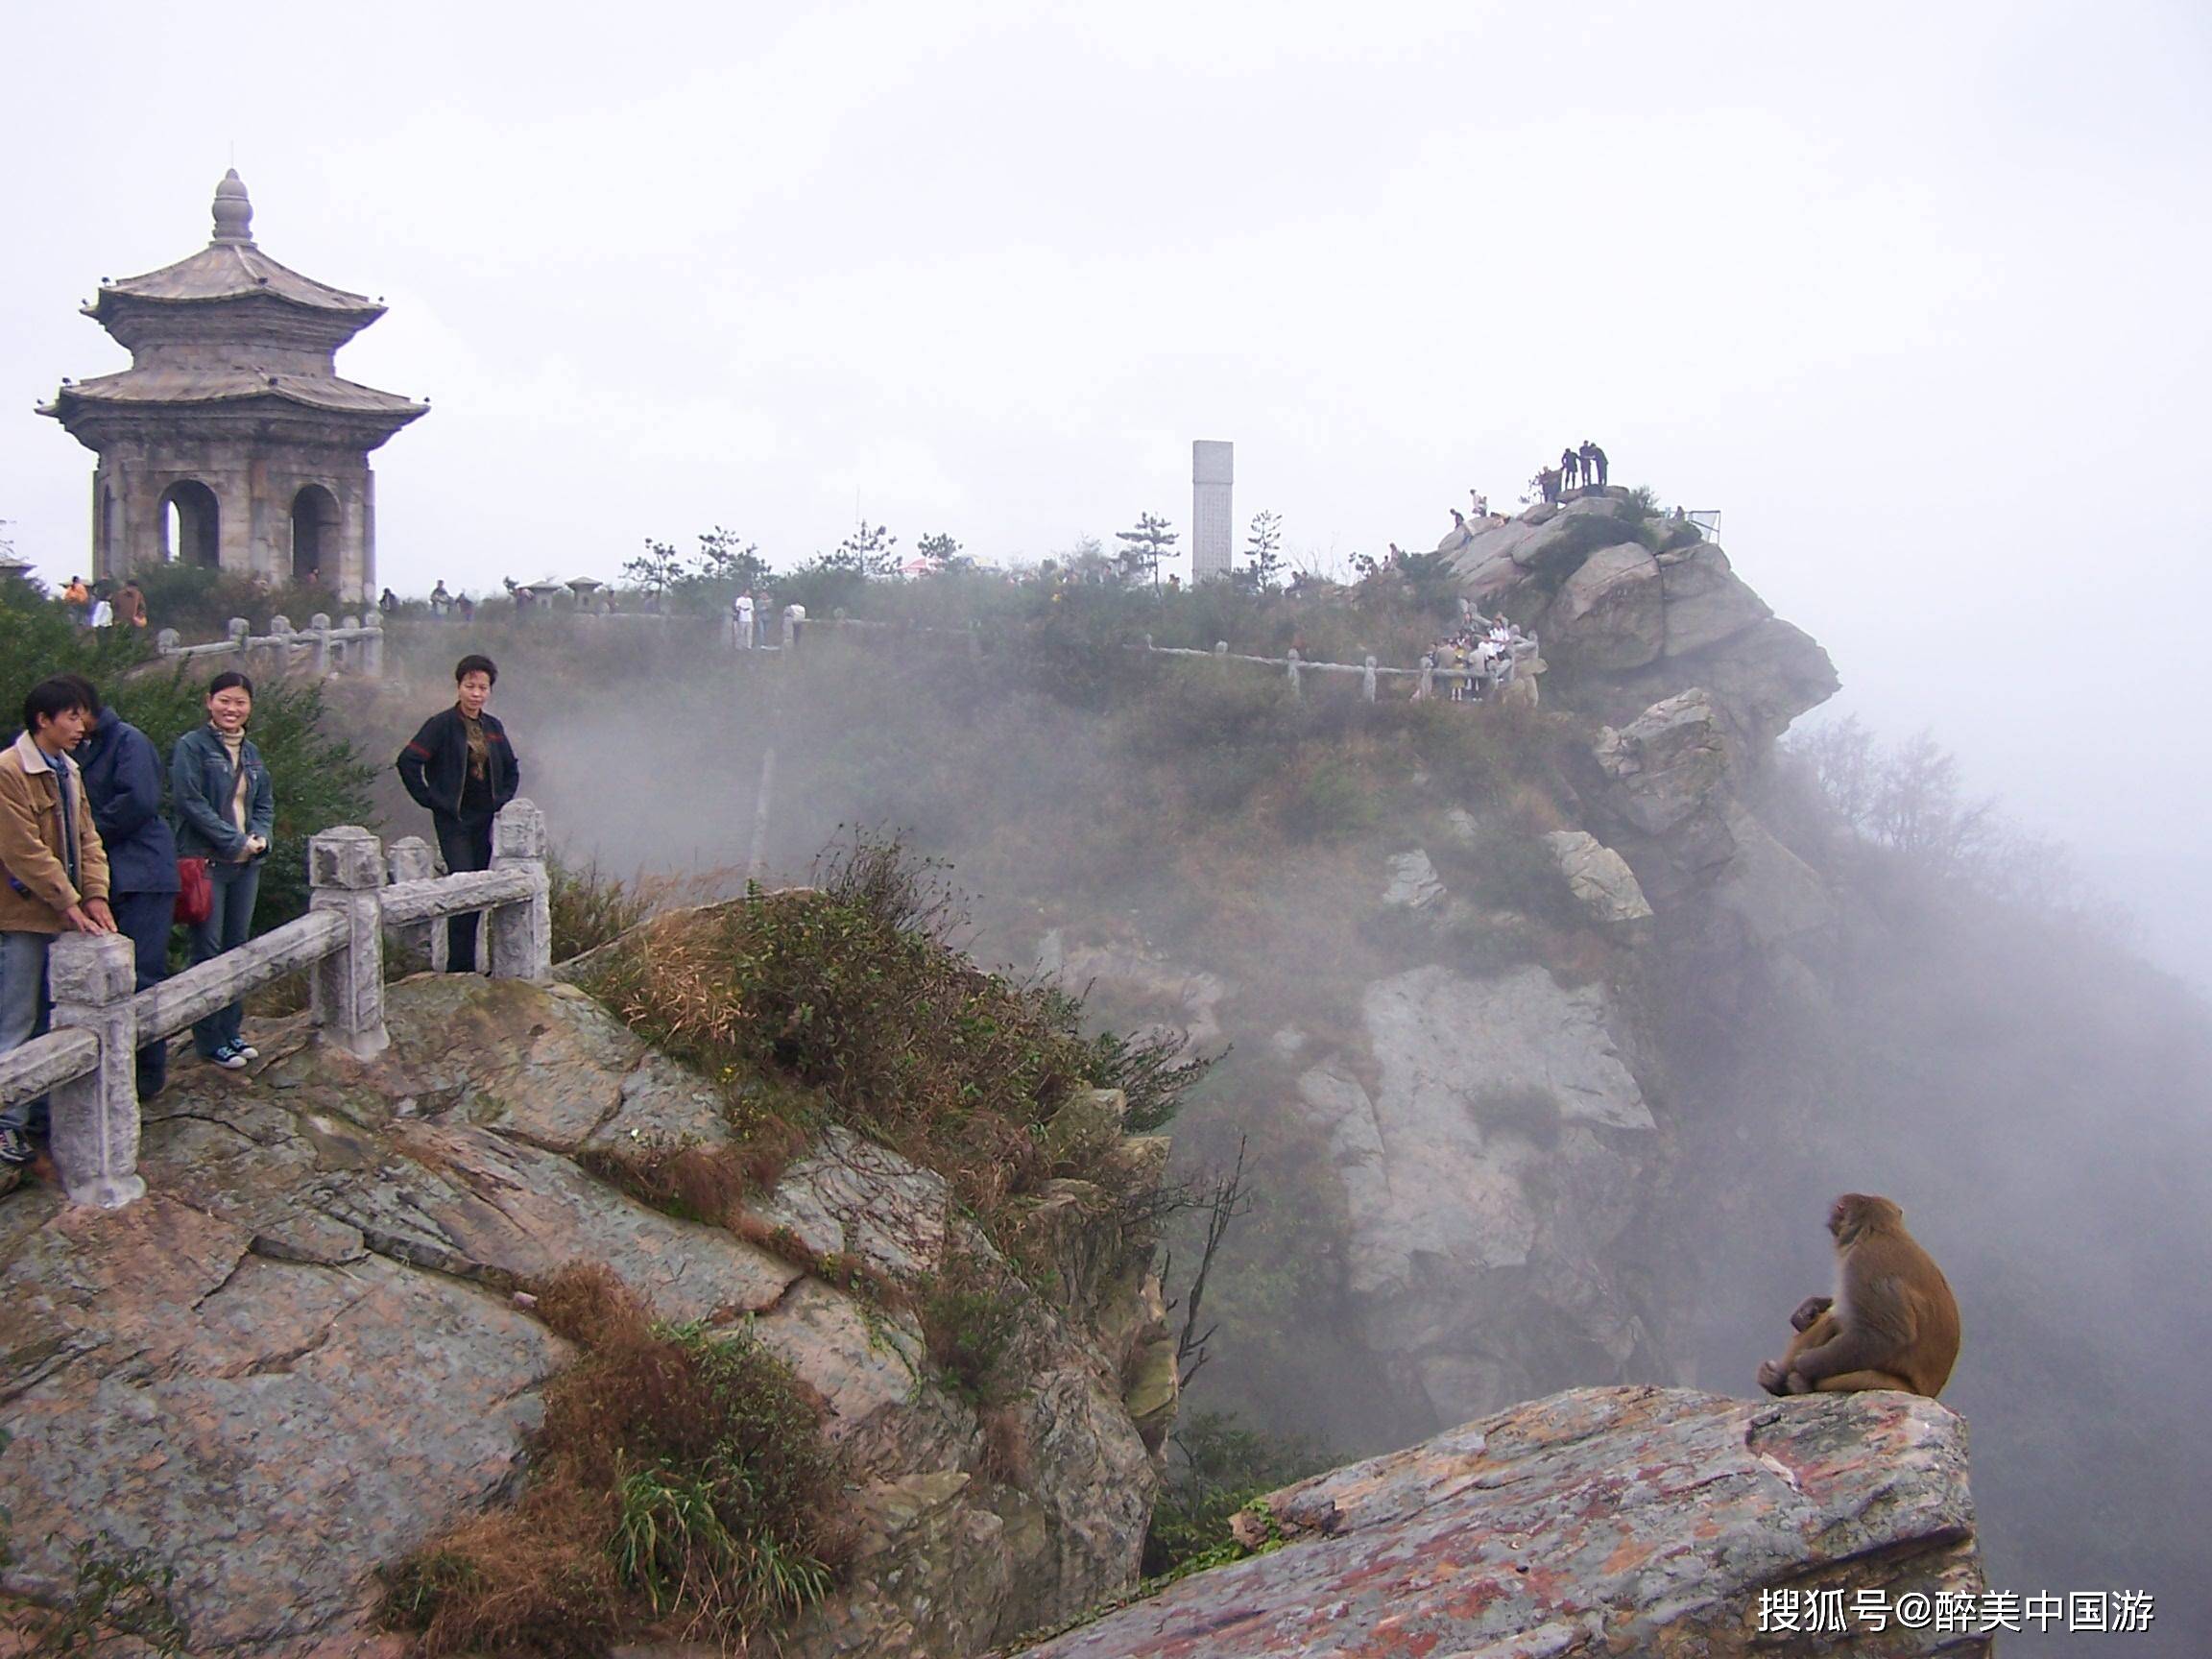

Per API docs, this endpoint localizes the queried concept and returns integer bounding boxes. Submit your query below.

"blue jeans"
[0,930,53,1133]
[110,890,177,1095]
[191,861,260,1057]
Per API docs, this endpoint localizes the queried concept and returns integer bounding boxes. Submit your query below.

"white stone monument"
[1191,440,1234,583]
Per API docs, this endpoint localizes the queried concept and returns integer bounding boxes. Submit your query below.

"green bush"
[575,832,1213,1240]
[549,857,653,964]
[1141,1408,1331,1577]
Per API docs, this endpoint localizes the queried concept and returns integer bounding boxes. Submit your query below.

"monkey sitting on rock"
[1758,1193,1961,1400]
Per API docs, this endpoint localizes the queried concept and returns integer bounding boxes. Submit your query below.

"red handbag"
[176,857,212,926]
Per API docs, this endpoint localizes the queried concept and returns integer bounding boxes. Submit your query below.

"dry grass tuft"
[383,1264,847,1654]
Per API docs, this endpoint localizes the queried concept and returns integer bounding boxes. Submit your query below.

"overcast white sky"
[7,1,2210,979]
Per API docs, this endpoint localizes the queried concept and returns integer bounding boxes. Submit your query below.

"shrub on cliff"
[573,832,1211,1236]
[384,1264,846,1654]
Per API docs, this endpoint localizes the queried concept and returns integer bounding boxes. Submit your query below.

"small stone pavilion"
[41,171,425,603]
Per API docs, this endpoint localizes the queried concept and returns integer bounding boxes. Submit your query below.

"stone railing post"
[311,826,389,1057]
[386,836,448,972]
[1214,640,1228,659]
[227,616,252,660]
[46,932,144,1209]
[781,611,797,651]
[1286,648,1303,696]
[156,626,180,658]
[361,610,384,678]
[309,613,333,676]
[1419,654,1435,701]
[488,801,552,981]
[1363,655,1379,702]
[336,614,359,673]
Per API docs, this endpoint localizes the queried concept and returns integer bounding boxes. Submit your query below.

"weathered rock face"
[0,975,1168,1656]
[1443,490,1839,752]
[1296,968,1663,1433]
[1019,1386,1986,1659]
[1591,687,1834,946]
[1542,830,1653,926]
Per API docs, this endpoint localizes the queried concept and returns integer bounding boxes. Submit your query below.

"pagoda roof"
[85,171,387,325]
[43,365,426,422]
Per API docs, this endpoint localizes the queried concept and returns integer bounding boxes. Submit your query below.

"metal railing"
[0,800,551,1209]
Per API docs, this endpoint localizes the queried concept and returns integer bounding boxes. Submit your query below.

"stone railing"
[0,800,550,1210]
[156,612,385,679]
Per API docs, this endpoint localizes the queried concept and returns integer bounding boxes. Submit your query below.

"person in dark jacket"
[171,671,276,1070]
[397,655,519,974]
[60,676,179,1097]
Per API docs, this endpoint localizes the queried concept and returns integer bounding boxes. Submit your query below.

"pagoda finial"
[210,169,254,245]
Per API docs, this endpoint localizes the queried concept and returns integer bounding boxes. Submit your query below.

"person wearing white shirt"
[732,590,757,650]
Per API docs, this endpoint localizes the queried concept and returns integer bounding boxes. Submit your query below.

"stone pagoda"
[41,171,425,603]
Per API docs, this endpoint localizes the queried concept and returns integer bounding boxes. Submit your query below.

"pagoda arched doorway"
[291,485,340,583]
[159,480,221,568]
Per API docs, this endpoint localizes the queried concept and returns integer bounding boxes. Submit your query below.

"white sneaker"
[211,1043,251,1071]
[233,1041,261,1062]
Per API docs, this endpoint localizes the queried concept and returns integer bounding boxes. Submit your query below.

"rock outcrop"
[1019,1386,1986,1658]
[1295,966,1662,1431]
[0,975,1169,1656]
[1441,489,1839,751]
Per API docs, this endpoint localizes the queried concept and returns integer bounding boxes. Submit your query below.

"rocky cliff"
[0,974,1173,1656]
[1018,1386,1985,1658]
[1037,489,1849,1450]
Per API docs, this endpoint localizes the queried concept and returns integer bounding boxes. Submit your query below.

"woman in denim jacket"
[170,671,275,1069]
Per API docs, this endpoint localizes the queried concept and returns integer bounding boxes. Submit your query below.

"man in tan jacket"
[0,676,116,1168]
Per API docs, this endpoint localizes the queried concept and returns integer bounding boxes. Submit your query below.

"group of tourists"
[58,577,148,631]
[1421,613,1529,703]
[1535,440,1610,505]
[0,655,520,1181]
[420,581,477,622]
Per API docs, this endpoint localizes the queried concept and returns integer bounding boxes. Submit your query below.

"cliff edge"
[0,972,1173,1656]
[1019,1385,1984,1658]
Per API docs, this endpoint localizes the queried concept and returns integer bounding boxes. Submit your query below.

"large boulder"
[1543,830,1654,926]
[1018,1386,1986,1658]
[0,975,1169,1656]
[1591,688,1833,943]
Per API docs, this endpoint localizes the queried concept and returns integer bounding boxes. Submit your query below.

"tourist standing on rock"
[783,600,806,647]
[429,580,451,619]
[1540,467,1563,506]
[172,672,274,1071]
[397,655,519,974]
[1581,441,1608,488]
[60,676,178,1100]
[732,589,756,650]
[0,677,116,1171]
[1560,446,1581,490]
[378,588,399,616]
